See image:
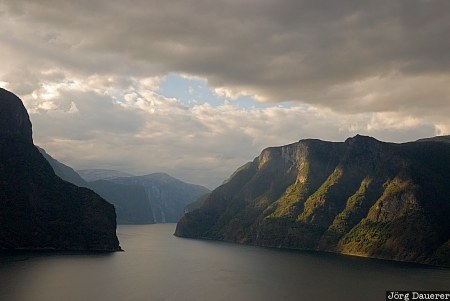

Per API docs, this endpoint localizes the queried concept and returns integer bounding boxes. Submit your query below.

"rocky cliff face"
[175,135,450,267]
[0,88,120,251]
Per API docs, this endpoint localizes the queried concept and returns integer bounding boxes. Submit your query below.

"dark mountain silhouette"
[0,88,120,251]
[417,135,450,144]
[38,147,89,188]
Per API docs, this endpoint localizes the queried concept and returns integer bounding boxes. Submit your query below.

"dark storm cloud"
[2,0,450,111]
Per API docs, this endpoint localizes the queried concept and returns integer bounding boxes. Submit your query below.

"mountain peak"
[345,134,379,144]
[0,88,33,143]
[143,172,173,180]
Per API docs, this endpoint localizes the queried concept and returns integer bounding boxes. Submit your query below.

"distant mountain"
[111,173,210,223]
[40,154,207,224]
[0,88,120,251]
[77,169,134,182]
[39,151,154,224]
[88,180,154,224]
[38,147,89,188]
[176,135,450,267]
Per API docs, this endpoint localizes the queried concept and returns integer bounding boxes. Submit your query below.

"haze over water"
[1,224,449,301]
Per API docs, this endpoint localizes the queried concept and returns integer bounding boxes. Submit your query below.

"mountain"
[39,152,206,224]
[38,150,154,224]
[184,193,210,214]
[0,88,120,251]
[176,135,450,267]
[417,135,450,144]
[88,180,154,224]
[77,169,134,182]
[110,173,210,223]
[76,168,209,223]
[38,147,89,188]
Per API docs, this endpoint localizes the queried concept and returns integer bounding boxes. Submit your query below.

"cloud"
[23,77,437,188]
[1,0,449,187]
[3,1,450,106]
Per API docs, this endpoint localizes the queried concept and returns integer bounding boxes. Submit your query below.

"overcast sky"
[1,0,449,188]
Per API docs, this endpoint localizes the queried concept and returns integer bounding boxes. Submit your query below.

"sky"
[1,0,449,189]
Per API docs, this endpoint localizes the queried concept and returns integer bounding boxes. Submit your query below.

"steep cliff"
[176,135,450,266]
[0,88,120,251]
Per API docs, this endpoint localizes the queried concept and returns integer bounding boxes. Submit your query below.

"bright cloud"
[19,75,438,188]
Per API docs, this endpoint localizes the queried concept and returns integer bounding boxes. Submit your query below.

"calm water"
[0,224,448,301]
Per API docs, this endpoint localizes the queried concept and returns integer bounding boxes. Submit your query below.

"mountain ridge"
[39,154,208,224]
[110,173,210,223]
[38,146,89,188]
[175,135,450,267]
[37,149,154,224]
[77,169,134,182]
